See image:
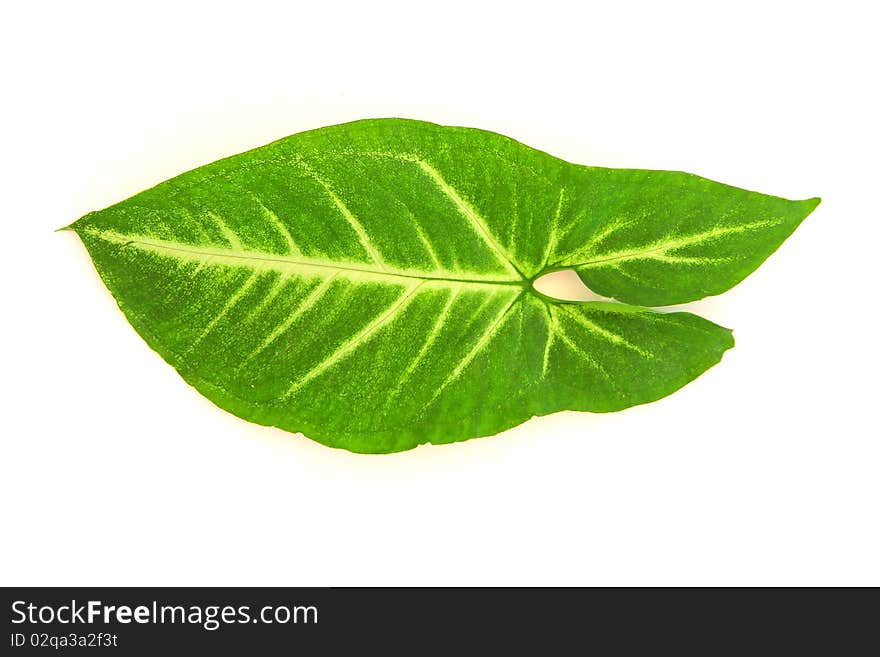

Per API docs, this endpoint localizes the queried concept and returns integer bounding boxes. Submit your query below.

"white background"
[2,1,877,586]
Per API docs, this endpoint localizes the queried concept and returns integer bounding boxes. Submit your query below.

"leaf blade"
[551,167,820,305]
[68,118,811,452]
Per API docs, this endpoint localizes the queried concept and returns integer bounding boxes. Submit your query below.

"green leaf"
[560,169,821,306]
[67,118,817,453]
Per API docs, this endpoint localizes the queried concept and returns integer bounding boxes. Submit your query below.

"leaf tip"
[58,211,101,235]
[724,327,736,350]
[804,196,822,212]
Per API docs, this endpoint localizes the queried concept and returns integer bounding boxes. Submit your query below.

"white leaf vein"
[570,219,784,268]
[183,270,261,355]
[560,306,654,358]
[422,291,521,409]
[240,273,339,368]
[284,281,426,398]
[293,156,388,269]
[88,229,522,287]
[249,195,301,256]
[384,288,461,406]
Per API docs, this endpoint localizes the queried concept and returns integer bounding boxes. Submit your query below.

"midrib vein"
[89,230,524,288]
[569,219,784,268]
